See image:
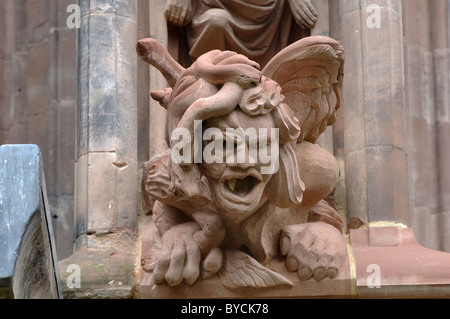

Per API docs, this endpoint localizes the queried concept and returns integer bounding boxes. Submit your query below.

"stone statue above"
[137,35,347,291]
[165,0,319,67]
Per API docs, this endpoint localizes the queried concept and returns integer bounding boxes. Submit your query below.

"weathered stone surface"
[57,29,77,101]
[441,211,450,252]
[351,226,450,298]
[59,0,140,298]
[75,0,138,238]
[12,53,28,123]
[77,10,137,157]
[403,0,446,251]
[0,145,62,299]
[27,41,50,116]
[0,0,14,60]
[0,60,13,135]
[54,195,75,261]
[340,0,410,226]
[366,146,410,225]
[56,101,76,196]
[13,0,28,52]
[136,0,150,163]
[79,0,137,18]
[75,152,138,236]
[59,241,137,299]
[26,0,50,43]
[148,0,169,159]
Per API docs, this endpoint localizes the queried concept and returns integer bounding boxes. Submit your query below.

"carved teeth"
[228,179,237,192]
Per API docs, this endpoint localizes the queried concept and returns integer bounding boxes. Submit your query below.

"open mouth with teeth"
[217,168,265,208]
[225,176,260,196]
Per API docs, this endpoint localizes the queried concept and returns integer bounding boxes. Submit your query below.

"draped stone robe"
[186,0,294,67]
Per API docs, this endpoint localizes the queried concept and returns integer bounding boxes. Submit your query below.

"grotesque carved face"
[202,108,278,223]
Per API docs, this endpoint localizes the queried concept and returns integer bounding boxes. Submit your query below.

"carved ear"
[263,36,345,144]
[136,38,186,88]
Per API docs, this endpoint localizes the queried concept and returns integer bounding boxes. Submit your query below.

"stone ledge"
[138,245,353,299]
[59,233,138,299]
[58,225,450,299]
[351,226,450,298]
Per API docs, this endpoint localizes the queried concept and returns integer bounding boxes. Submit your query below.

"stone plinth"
[139,232,353,299]
[59,241,137,299]
[139,269,352,299]
[0,145,62,299]
[351,225,450,298]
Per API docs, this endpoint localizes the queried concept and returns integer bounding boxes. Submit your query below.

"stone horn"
[136,38,185,88]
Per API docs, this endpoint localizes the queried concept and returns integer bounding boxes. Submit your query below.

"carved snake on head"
[138,38,262,146]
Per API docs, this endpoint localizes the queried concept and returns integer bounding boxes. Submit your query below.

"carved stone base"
[138,224,450,299]
[351,226,450,298]
[139,259,352,299]
[138,233,352,299]
[58,233,138,299]
[56,225,450,298]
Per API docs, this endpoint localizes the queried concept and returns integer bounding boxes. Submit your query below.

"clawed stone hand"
[280,222,347,281]
[153,222,223,286]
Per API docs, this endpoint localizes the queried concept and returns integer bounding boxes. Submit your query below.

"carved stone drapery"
[164,0,319,67]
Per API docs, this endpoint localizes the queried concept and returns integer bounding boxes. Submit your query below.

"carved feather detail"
[217,250,293,289]
[263,36,345,144]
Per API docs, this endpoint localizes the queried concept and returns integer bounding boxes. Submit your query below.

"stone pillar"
[148,0,169,158]
[329,0,347,220]
[313,0,335,155]
[431,0,450,252]
[311,0,330,37]
[339,0,410,227]
[340,3,450,297]
[75,0,138,238]
[0,0,14,145]
[60,0,139,299]
[137,0,150,164]
[403,0,440,250]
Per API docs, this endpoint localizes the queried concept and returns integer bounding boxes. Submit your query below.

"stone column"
[0,0,14,145]
[148,0,169,159]
[339,0,410,226]
[60,0,139,299]
[313,0,335,155]
[311,0,330,37]
[340,2,450,297]
[431,0,450,252]
[137,0,150,163]
[403,0,440,250]
[75,0,138,238]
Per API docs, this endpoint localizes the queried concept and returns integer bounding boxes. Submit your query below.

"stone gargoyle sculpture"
[137,35,346,290]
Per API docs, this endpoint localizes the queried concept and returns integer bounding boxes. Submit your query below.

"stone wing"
[262,36,345,144]
[217,250,293,289]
